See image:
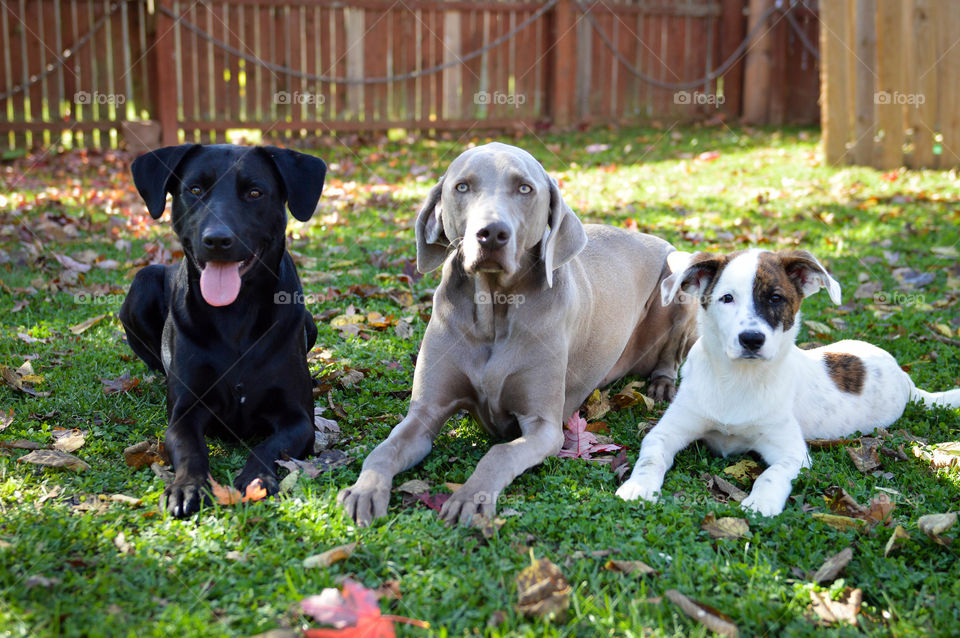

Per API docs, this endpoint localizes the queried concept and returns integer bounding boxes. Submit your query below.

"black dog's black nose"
[738,330,766,352]
[476,221,510,250]
[201,228,235,252]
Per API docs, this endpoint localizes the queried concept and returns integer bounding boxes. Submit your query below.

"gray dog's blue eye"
[518,184,532,194]
[455,182,469,193]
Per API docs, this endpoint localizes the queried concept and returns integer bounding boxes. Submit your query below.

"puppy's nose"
[476,221,510,250]
[738,330,766,352]
[201,228,235,252]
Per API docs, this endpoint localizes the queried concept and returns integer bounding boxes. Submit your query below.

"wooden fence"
[820,0,960,169]
[0,0,821,151]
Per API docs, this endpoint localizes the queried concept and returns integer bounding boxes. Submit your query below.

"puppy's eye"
[719,293,734,304]
[455,182,469,193]
[248,188,262,199]
[518,184,532,194]
[189,185,203,197]
[769,293,784,304]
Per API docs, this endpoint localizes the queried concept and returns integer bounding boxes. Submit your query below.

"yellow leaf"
[69,314,107,335]
[722,459,763,482]
[303,542,358,568]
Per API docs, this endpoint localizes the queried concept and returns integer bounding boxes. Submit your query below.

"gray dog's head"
[415,143,587,288]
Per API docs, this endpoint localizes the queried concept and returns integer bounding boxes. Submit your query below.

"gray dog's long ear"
[661,251,727,306]
[130,144,201,219]
[541,177,587,288]
[262,146,327,222]
[415,177,449,273]
[779,250,842,304]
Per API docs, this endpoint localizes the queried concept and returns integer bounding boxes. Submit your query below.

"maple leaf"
[301,579,428,637]
[558,412,622,460]
[208,475,267,506]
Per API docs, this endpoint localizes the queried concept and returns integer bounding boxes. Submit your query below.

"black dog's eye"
[719,293,734,304]
[248,188,262,199]
[455,182,469,193]
[769,293,784,304]
[189,185,203,197]
[518,184,532,194]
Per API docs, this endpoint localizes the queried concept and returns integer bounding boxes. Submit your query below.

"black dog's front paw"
[234,470,279,497]
[163,478,211,518]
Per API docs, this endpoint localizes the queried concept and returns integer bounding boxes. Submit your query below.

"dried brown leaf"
[515,555,571,621]
[883,525,910,557]
[604,559,657,576]
[664,589,739,638]
[69,313,107,335]
[847,437,881,473]
[722,459,763,482]
[810,587,861,626]
[123,441,168,468]
[701,512,751,540]
[303,542,358,568]
[917,512,956,546]
[51,428,86,453]
[812,547,853,584]
[18,449,90,471]
[912,441,960,469]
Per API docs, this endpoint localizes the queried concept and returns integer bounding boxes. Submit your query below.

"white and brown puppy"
[617,249,960,516]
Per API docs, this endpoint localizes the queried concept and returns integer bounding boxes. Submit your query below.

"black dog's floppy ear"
[661,251,728,306]
[262,146,327,222]
[540,176,587,288]
[130,144,200,219]
[415,177,450,273]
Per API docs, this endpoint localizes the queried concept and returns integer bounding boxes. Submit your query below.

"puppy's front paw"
[615,478,660,503]
[740,491,785,517]
[163,478,211,518]
[439,488,496,526]
[647,376,677,403]
[337,471,391,527]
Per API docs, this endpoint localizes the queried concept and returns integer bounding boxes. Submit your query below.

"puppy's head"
[662,249,841,361]
[415,142,586,287]
[131,144,326,307]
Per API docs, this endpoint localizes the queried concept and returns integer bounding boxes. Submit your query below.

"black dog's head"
[131,144,326,307]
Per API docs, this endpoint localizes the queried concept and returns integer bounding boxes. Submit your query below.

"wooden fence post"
[908,0,937,169]
[152,0,179,147]
[938,1,960,168]
[852,0,876,166]
[718,0,746,119]
[875,0,903,169]
[741,0,772,124]
[548,0,576,127]
[820,0,851,164]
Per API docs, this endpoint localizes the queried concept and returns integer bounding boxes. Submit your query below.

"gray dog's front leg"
[338,402,453,526]
[439,415,564,526]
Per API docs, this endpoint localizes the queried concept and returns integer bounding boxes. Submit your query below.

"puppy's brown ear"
[415,177,450,273]
[540,177,587,288]
[780,250,842,304]
[661,252,727,306]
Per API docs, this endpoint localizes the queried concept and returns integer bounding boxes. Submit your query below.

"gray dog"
[339,143,696,525]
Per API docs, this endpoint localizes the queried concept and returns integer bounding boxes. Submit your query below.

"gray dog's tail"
[911,386,960,409]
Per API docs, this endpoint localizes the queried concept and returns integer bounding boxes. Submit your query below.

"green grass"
[1,125,958,637]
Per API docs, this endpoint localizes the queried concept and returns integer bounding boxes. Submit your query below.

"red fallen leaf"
[208,475,267,505]
[558,412,622,460]
[880,170,899,182]
[415,492,452,512]
[101,372,140,395]
[301,579,428,637]
[696,150,721,162]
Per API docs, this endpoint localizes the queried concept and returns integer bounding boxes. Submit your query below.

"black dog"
[119,144,325,517]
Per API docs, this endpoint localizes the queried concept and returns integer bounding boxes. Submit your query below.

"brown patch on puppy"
[823,353,866,394]
[681,252,736,308]
[753,252,803,330]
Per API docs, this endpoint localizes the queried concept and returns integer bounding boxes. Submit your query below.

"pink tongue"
[199,261,242,306]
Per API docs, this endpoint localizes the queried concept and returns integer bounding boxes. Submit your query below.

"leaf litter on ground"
[300,578,428,637]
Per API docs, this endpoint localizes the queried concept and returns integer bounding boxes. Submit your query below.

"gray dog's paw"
[647,376,677,403]
[163,478,211,518]
[337,471,391,527]
[439,489,496,526]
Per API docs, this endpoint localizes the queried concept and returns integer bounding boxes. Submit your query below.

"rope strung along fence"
[159,0,559,85]
[576,0,818,90]
[0,2,122,102]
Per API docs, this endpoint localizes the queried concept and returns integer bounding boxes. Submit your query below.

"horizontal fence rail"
[0,0,821,151]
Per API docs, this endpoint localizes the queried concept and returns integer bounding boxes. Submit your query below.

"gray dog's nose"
[476,221,510,250]
[738,330,765,352]
[201,228,235,252]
